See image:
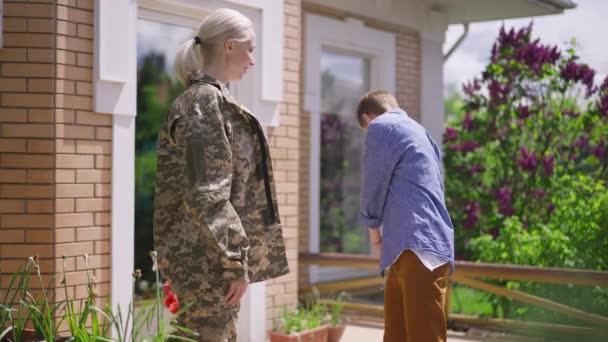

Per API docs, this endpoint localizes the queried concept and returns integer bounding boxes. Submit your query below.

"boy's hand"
[372,241,382,258]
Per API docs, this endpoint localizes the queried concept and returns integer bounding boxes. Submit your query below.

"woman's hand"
[225,280,249,306]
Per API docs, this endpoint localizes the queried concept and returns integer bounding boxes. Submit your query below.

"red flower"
[163,281,180,314]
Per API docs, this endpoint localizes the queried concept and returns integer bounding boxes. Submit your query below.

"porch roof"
[304,0,576,33]
[435,0,577,24]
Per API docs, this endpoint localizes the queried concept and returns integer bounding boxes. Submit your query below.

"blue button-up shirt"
[360,108,454,274]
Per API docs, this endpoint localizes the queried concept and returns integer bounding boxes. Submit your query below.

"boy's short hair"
[356,90,399,127]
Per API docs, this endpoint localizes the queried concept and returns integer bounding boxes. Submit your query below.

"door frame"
[96,0,281,340]
[303,13,396,283]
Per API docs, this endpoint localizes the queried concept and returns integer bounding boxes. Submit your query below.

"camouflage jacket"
[153,73,289,284]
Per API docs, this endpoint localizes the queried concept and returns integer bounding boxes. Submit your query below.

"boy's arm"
[368,228,382,258]
[360,123,399,232]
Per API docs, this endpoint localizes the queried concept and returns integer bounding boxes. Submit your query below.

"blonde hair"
[356,90,399,127]
[174,8,254,85]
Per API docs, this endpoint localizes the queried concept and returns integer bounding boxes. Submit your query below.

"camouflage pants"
[171,281,240,342]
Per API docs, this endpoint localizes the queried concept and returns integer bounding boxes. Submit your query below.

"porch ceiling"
[304,0,576,31]
[429,0,577,24]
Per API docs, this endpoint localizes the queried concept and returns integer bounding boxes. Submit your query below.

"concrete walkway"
[342,324,519,341]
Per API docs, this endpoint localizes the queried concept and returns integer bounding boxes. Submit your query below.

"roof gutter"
[529,0,577,11]
[444,22,469,63]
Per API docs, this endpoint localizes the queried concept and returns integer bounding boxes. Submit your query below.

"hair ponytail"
[174,38,203,86]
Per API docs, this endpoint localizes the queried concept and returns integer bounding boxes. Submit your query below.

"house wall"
[298,2,422,289]
[0,0,111,315]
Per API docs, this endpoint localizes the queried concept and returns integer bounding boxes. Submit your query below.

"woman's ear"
[224,40,235,55]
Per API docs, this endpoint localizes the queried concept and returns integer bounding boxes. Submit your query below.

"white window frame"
[304,14,396,283]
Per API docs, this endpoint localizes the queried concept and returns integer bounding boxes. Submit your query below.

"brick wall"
[298,2,422,287]
[264,0,302,330]
[1,1,58,289]
[396,29,421,122]
[0,0,111,310]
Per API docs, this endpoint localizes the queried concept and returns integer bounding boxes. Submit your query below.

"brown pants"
[384,250,450,342]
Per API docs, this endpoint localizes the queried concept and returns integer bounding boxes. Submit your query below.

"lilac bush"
[444,23,608,323]
[443,23,608,259]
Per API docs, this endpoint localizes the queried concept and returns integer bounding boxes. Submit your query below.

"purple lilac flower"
[600,75,608,92]
[591,141,607,160]
[491,43,499,63]
[463,112,473,131]
[321,115,343,144]
[461,141,481,152]
[496,187,516,216]
[574,137,589,150]
[488,227,500,239]
[450,141,481,153]
[561,109,580,118]
[542,154,555,176]
[517,105,531,119]
[547,202,555,215]
[449,144,462,152]
[534,189,546,199]
[598,93,608,118]
[463,79,482,97]
[497,24,532,53]
[463,201,480,230]
[517,148,538,172]
[560,61,597,97]
[515,39,560,72]
[471,165,485,174]
[488,81,508,107]
[444,127,458,141]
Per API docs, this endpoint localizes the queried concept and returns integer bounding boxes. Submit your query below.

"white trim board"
[111,114,135,332]
[303,14,395,283]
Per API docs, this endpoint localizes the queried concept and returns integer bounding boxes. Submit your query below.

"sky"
[443,0,608,96]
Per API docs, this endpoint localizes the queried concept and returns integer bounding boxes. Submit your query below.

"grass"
[450,285,497,317]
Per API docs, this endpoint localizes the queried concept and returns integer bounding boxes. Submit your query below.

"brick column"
[264,0,302,330]
[1,0,58,289]
[0,0,111,312]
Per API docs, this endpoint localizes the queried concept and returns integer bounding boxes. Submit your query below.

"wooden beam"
[299,276,383,295]
[455,261,608,286]
[299,252,379,270]
[299,253,608,286]
[317,299,384,316]
[449,314,608,338]
[452,274,608,327]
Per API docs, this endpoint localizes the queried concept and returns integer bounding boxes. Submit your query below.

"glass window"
[319,49,370,254]
[135,19,192,281]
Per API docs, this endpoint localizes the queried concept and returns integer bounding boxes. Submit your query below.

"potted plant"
[268,304,329,342]
[325,292,349,342]
[1,252,197,342]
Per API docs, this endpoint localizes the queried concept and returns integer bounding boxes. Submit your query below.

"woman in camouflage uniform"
[153,8,290,341]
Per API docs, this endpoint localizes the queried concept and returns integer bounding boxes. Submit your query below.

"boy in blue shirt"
[358,90,454,342]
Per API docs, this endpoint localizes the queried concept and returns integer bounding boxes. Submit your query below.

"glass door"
[134,18,194,291]
[319,49,370,254]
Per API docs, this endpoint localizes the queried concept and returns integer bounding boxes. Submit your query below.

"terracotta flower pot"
[327,325,345,342]
[268,325,329,342]
[1,329,69,342]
